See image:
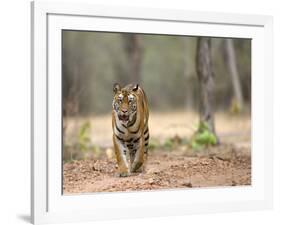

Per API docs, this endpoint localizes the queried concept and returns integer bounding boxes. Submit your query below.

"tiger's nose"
[121,108,127,113]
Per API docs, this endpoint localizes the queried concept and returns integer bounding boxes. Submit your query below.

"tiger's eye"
[128,95,134,103]
[118,94,123,102]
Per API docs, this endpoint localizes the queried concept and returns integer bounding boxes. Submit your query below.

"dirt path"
[63,145,251,194]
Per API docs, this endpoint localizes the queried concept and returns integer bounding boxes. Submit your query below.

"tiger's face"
[112,83,138,126]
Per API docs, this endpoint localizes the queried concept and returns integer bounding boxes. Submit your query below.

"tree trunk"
[183,38,194,109]
[225,39,244,111]
[63,62,80,148]
[123,34,143,84]
[196,37,217,138]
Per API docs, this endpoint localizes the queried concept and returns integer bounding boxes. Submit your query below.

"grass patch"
[190,121,217,150]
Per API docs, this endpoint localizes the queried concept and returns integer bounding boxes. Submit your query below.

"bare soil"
[63,144,251,194]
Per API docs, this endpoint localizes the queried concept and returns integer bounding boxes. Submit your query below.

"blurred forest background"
[62,31,251,162]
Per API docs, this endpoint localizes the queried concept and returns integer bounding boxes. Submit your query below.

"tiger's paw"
[131,161,143,173]
[132,167,144,173]
[118,171,130,177]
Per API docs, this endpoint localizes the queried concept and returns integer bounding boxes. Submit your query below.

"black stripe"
[144,128,149,135]
[133,136,141,143]
[115,134,124,142]
[116,125,125,134]
[116,136,133,143]
[122,124,127,128]
[145,134,149,141]
[127,144,133,148]
[127,114,137,127]
[145,143,148,147]
[131,125,140,134]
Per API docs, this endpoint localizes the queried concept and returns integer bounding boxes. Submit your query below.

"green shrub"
[190,121,217,150]
[78,121,91,153]
[163,138,173,150]
[148,138,161,150]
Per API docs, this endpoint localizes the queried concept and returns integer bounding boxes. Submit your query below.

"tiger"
[112,83,149,177]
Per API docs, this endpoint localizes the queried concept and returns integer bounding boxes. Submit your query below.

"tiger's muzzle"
[118,113,129,122]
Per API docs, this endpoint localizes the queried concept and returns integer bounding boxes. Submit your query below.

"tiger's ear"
[132,84,139,92]
[113,83,121,94]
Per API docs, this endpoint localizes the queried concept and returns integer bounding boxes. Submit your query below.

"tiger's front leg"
[131,136,145,172]
[113,135,130,177]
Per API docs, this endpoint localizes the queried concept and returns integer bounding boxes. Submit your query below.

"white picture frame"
[31,1,273,224]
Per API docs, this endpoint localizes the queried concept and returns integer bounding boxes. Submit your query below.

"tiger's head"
[112,83,139,126]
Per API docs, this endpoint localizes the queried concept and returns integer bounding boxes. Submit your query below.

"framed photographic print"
[31,1,273,224]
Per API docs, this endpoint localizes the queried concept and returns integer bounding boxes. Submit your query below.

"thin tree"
[123,34,143,84]
[196,37,218,140]
[182,38,194,108]
[225,39,244,112]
